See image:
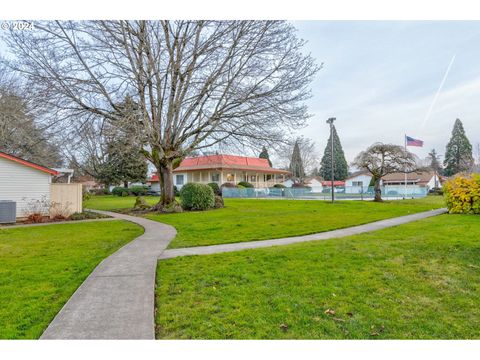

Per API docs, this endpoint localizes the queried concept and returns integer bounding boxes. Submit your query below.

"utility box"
[0,200,16,224]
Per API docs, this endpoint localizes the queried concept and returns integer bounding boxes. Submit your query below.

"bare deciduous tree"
[352,143,416,202]
[0,66,63,166]
[4,20,319,209]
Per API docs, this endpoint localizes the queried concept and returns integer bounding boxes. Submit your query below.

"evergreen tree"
[289,140,305,180]
[259,146,272,167]
[444,118,474,176]
[320,125,348,180]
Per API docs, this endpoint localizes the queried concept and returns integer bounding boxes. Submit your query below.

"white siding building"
[0,151,58,218]
[345,171,373,193]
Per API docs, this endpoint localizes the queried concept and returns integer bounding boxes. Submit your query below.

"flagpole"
[404,134,407,199]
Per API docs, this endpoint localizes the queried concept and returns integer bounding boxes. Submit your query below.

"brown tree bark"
[373,177,383,202]
[158,162,175,206]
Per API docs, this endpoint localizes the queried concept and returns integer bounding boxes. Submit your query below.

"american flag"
[406,135,424,147]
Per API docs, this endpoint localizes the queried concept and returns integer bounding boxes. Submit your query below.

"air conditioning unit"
[0,201,16,224]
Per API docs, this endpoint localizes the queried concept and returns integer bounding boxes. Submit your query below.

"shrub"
[82,186,91,201]
[89,188,110,195]
[180,183,215,211]
[27,213,44,223]
[273,183,286,188]
[121,191,129,197]
[129,185,149,196]
[429,187,444,196]
[69,211,109,221]
[443,174,480,214]
[236,184,245,189]
[112,187,128,196]
[221,182,236,188]
[207,182,221,196]
[173,185,180,197]
[237,181,254,188]
[214,195,224,208]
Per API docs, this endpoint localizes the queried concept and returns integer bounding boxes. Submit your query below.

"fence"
[222,185,428,200]
[50,183,83,217]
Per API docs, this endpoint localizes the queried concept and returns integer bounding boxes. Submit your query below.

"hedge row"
[444,174,480,214]
[112,186,149,197]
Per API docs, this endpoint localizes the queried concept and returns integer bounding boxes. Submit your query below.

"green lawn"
[84,195,160,211]
[147,196,445,248]
[155,214,480,339]
[0,221,143,339]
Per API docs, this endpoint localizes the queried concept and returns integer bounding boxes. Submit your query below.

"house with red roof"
[0,150,59,219]
[148,154,291,191]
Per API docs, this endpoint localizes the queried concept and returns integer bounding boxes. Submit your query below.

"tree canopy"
[5,20,319,209]
[320,125,348,181]
[259,146,272,167]
[0,75,62,167]
[289,140,305,180]
[444,118,474,176]
[353,143,416,202]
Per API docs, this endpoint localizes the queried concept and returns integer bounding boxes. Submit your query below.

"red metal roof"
[320,180,346,186]
[148,154,290,182]
[0,151,59,175]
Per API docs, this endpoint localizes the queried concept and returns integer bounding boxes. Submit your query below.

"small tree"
[444,118,474,176]
[289,140,305,181]
[427,148,442,188]
[320,125,348,181]
[353,143,416,202]
[259,146,272,167]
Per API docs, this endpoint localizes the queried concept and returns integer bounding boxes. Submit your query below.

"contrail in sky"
[421,54,456,129]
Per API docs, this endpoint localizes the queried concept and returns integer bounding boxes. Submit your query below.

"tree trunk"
[151,159,176,211]
[123,180,128,188]
[374,177,383,202]
[158,161,175,207]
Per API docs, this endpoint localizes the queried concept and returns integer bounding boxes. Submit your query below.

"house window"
[176,174,184,186]
[250,175,256,182]
[352,181,363,187]
[211,173,220,182]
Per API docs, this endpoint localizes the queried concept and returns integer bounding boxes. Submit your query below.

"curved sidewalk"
[41,210,176,340]
[160,208,447,260]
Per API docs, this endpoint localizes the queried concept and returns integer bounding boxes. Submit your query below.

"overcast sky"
[294,21,480,163]
[1,21,479,164]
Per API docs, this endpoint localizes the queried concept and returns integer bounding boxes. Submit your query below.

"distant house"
[304,176,323,192]
[382,171,442,190]
[320,180,345,188]
[75,175,104,192]
[282,176,323,191]
[148,154,290,190]
[0,151,59,218]
[345,171,373,193]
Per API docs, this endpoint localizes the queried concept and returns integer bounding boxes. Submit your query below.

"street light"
[326,117,336,203]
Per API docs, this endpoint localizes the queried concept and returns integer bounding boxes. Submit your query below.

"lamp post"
[326,117,336,203]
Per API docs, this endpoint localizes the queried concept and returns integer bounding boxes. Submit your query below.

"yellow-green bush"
[443,173,480,214]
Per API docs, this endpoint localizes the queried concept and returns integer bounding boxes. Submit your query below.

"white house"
[345,171,373,193]
[0,151,59,218]
[304,176,323,192]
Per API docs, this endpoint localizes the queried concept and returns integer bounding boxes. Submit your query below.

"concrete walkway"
[160,208,447,260]
[41,210,176,340]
